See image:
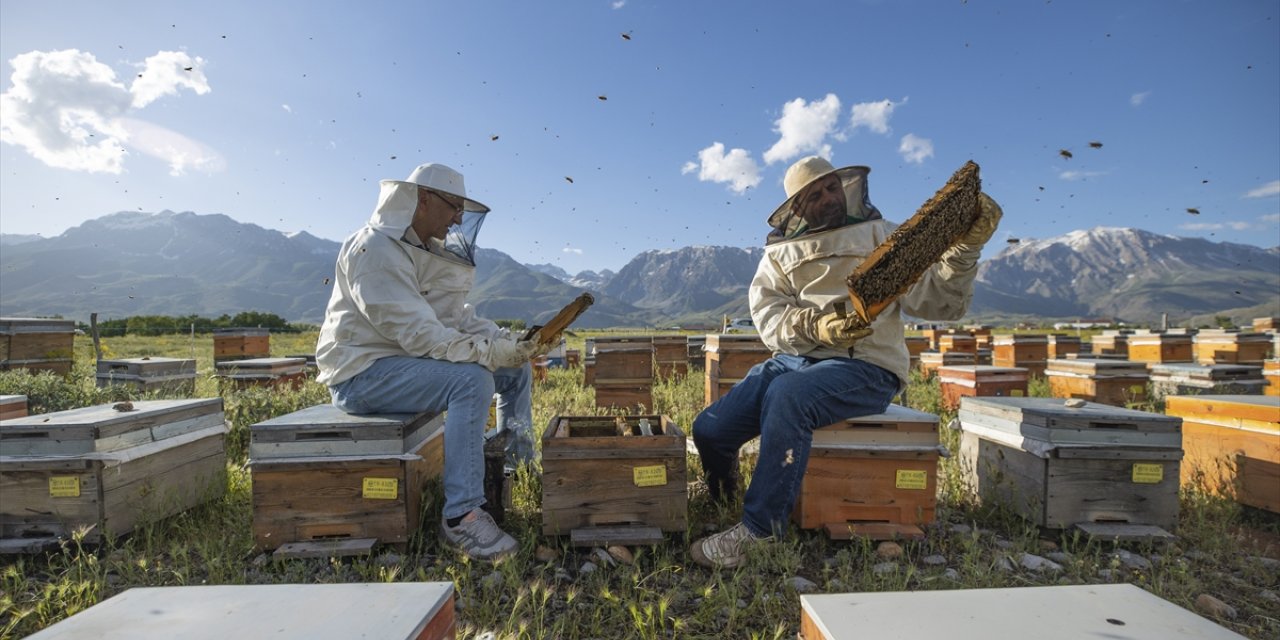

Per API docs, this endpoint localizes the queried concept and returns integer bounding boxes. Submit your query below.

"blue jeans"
[329,356,533,520]
[692,354,899,537]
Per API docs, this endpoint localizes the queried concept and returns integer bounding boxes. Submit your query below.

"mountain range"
[1,211,1276,327]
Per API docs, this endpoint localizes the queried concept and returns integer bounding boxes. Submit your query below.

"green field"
[0,333,1276,639]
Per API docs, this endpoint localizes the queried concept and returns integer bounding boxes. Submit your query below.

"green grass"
[0,334,1277,639]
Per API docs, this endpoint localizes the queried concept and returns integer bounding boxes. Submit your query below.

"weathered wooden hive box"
[652,335,688,379]
[1046,334,1081,360]
[214,356,307,390]
[95,357,197,394]
[937,365,1029,410]
[1045,358,1149,406]
[541,414,686,545]
[0,395,28,421]
[795,404,942,540]
[920,328,944,350]
[704,334,771,406]
[1252,316,1279,333]
[1267,357,1280,397]
[0,398,227,550]
[0,317,75,375]
[284,353,319,375]
[565,348,580,368]
[249,404,444,554]
[24,582,458,640]
[1149,363,1265,398]
[593,336,653,410]
[1165,394,1279,514]
[1193,329,1272,366]
[798,584,1246,640]
[1089,330,1132,357]
[965,325,994,350]
[918,350,974,378]
[1127,331,1193,365]
[992,334,1049,377]
[937,333,976,355]
[211,327,270,363]
[686,335,706,370]
[903,336,929,369]
[958,396,1182,539]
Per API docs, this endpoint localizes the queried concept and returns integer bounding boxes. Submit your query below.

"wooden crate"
[212,327,270,362]
[937,334,976,354]
[937,365,1029,410]
[0,395,27,421]
[0,399,227,550]
[1046,335,1082,360]
[215,357,307,390]
[583,357,595,385]
[965,324,993,350]
[593,336,654,380]
[1193,329,1272,365]
[686,335,706,370]
[95,357,197,395]
[704,334,771,406]
[1166,395,1280,514]
[1149,363,1266,398]
[24,583,457,640]
[594,383,653,411]
[1045,358,1149,406]
[652,335,688,379]
[565,349,580,368]
[958,397,1181,537]
[903,336,930,358]
[991,334,1049,377]
[1127,331,1193,365]
[918,350,974,378]
[541,415,686,542]
[1266,359,1280,397]
[249,405,444,553]
[0,317,75,374]
[798,584,1246,640]
[1088,331,1131,357]
[795,405,942,539]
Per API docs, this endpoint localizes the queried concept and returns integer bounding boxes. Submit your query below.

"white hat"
[783,155,838,198]
[766,156,880,242]
[401,163,490,213]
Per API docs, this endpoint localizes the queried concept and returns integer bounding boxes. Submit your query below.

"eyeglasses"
[428,190,464,215]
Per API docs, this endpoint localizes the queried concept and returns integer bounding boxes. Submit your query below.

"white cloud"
[1058,170,1108,181]
[1261,213,1280,223]
[282,104,292,113]
[562,246,583,255]
[762,94,841,165]
[612,0,626,8]
[1244,180,1280,198]
[1227,221,1251,230]
[1130,91,1150,106]
[849,97,905,135]
[119,117,224,176]
[682,142,762,194]
[898,134,934,164]
[0,48,216,174]
[1180,222,1222,230]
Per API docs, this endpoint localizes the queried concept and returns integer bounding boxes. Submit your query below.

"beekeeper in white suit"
[316,162,548,561]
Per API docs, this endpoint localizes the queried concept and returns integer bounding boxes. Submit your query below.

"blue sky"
[1,0,1277,275]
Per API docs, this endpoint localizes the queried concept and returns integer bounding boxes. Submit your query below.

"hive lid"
[958,396,1181,448]
[249,404,443,459]
[0,398,225,455]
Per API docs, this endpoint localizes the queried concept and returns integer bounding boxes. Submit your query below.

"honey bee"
[1186,207,1200,215]
[621,32,632,40]
[1088,141,1103,149]
[490,135,499,141]
[565,176,574,184]
[1007,237,1020,244]
[597,95,608,101]
[1059,149,1073,160]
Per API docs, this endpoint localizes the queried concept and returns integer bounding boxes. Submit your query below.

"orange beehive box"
[1266,359,1280,397]
[992,334,1049,377]
[1252,317,1279,332]
[1193,329,1272,366]
[1045,358,1149,407]
[1046,335,1082,360]
[1127,331,1193,365]
[1089,330,1132,357]
[704,334,771,406]
[211,327,270,363]
[919,350,975,378]
[0,395,28,421]
[937,365,1029,410]
[937,334,977,355]
[1165,394,1279,514]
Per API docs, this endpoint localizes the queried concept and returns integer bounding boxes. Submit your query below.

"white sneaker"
[441,509,517,561]
[690,522,772,569]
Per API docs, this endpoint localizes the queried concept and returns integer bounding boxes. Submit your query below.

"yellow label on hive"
[1132,463,1163,484]
[1129,385,1145,395]
[633,465,667,487]
[895,469,928,490]
[49,476,80,497]
[362,477,398,499]
[1011,389,1025,397]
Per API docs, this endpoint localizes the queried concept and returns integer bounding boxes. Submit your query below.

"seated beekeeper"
[689,155,1003,569]
[316,162,550,561]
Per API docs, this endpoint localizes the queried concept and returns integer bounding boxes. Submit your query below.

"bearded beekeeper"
[316,162,548,561]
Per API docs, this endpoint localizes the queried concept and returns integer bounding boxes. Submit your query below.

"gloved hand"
[522,327,555,358]
[795,307,875,349]
[959,192,1003,247]
[484,337,539,370]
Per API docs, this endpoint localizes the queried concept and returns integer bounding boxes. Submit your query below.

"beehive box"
[652,335,688,379]
[212,327,270,362]
[1266,359,1280,397]
[1149,363,1266,398]
[0,395,27,421]
[285,353,319,375]
[965,325,994,349]
[0,317,75,375]
[565,349,580,368]
[958,397,1181,538]
[918,350,975,378]
[1045,358,1149,406]
[583,356,595,385]
[1252,316,1279,332]
[1193,329,1272,366]
[249,405,444,554]
[937,365,1029,410]
[25,583,457,640]
[704,334,771,406]
[541,415,686,544]
[594,383,653,411]
[1165,394,1279,514]
[686,335,706,370]
[795,405,942,540]
[937,333,976,355]
[593,336,653,410]
[1046,335,1082,360]
[0,399,227,550]
[214,357,307,390]
[798,584,1247,640]
[1127,331,1193,365]
[992,334,1049,377]
[95,357,197,395]
[1089,330,1132,357]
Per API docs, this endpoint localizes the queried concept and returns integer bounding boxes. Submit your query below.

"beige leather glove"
[484,338,539,371]
[795,307,875,349]
[522,327,555,358]
[959,192,1003,247]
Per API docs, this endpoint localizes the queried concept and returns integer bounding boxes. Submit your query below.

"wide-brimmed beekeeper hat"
[395,163,490,213]
[766,155,881,243]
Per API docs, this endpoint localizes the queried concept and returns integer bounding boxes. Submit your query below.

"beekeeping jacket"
[751,166,981,389]
[316,180,506,386]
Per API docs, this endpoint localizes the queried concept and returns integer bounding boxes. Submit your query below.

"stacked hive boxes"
[1045,358,1150,406]
[919,350,974,378]
[1046,334,1082,360]
[95,357,197,395]
[0,317,76,375]
[215,357,307,390]
[0,399,227,550]
[1089,329,1132,357]
[704,334,771,406]
[211,327,270,363]
[937,365,1029,410]
[1148,363,1265,398]
[958,397,1181,539]
[992,334,1049,377]
[1194,329,1271,366]
[1127,330,1193,365]
[793,405,942,540]
[592,336,654,410]
[1165,395,1278,514]
[652,335,689,379]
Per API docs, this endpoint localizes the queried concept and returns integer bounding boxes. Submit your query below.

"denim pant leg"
[692,355,806,499]
[329,356,496,520]
[492,362,536,465]
[741,357,899,537]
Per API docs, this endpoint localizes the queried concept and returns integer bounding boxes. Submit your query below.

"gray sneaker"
[690,521,772,569]
[441,509,518,561]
